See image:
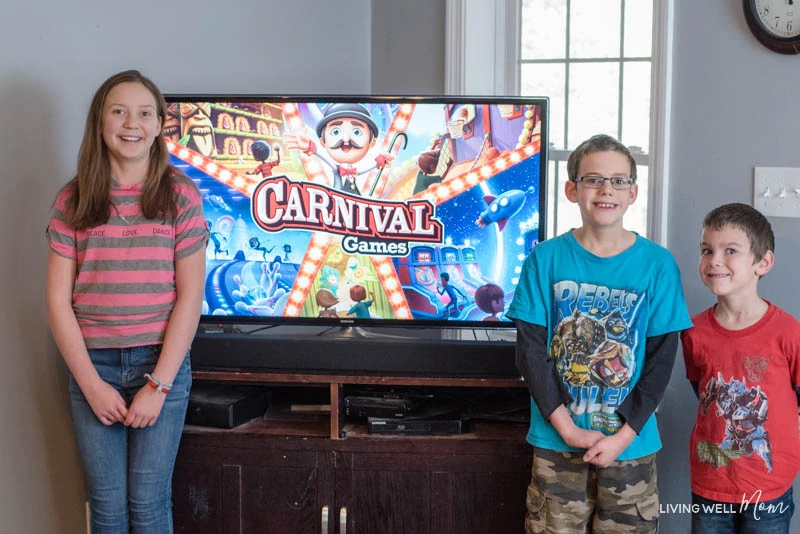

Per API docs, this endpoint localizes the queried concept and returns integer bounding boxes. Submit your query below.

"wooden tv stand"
[172,370,532,534]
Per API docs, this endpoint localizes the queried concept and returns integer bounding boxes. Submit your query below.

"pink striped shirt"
[47,172,208,348]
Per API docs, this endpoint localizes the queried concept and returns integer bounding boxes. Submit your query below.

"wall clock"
[743,0,800,54]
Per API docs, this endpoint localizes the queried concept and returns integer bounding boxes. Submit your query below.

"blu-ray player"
[367,416,470,435]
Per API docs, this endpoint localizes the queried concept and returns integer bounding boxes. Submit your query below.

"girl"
[316,287,340,318]
[46,70,208,533]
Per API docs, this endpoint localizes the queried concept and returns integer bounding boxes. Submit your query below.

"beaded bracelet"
[143,373,172,395]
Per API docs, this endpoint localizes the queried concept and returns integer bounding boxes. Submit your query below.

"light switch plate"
[753,167,800,218]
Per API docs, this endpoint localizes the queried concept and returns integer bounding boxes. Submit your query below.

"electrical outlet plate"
[753,167,800,218]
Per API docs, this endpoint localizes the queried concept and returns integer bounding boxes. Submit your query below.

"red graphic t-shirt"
[682,303,800,502]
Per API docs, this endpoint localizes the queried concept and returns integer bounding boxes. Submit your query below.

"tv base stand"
[318,325,413,339]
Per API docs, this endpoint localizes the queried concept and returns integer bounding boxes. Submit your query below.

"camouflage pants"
[524,447,659,534]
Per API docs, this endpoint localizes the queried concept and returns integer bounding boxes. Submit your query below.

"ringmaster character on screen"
[284,103,394,196]
[507,134,692,533]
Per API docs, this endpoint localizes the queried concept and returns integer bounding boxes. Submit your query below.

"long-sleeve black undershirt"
[514,319,679,434]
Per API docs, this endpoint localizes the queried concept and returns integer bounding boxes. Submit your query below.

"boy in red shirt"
[682,203,800,533]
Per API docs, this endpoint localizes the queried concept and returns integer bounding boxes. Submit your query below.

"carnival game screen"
[164,98,546,324]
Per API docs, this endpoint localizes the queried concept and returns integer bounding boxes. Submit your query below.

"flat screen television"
[165,95,548,376]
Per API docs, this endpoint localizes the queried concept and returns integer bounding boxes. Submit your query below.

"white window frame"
[445,0,672,246]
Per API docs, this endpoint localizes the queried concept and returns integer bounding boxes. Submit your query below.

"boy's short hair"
[350,284,367,302]
[702,203,774,261]
[567,134,637,182]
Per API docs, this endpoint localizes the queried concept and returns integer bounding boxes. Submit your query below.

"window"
[520,0,652,238]
[445,0,671,244]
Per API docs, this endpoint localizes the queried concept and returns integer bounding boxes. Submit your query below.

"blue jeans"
[692,487,794,534]
[69,345,191,534]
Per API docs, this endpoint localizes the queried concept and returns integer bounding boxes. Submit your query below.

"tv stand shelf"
[191,370,525,439]
[173,370,532,533]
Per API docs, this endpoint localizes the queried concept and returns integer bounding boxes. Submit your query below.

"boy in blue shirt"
[507,134,692,533]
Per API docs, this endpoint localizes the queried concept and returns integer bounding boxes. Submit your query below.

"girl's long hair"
[65,70,177,229]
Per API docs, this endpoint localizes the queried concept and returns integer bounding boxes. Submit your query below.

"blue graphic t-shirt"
[507,231,691,460]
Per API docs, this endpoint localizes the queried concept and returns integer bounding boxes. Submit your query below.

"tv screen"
[164,96,548,329]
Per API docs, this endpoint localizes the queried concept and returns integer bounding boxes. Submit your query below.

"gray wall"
[371,0,445,95]
[659,1,800,533]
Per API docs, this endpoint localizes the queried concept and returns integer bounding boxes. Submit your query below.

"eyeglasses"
[574,176,636,190]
